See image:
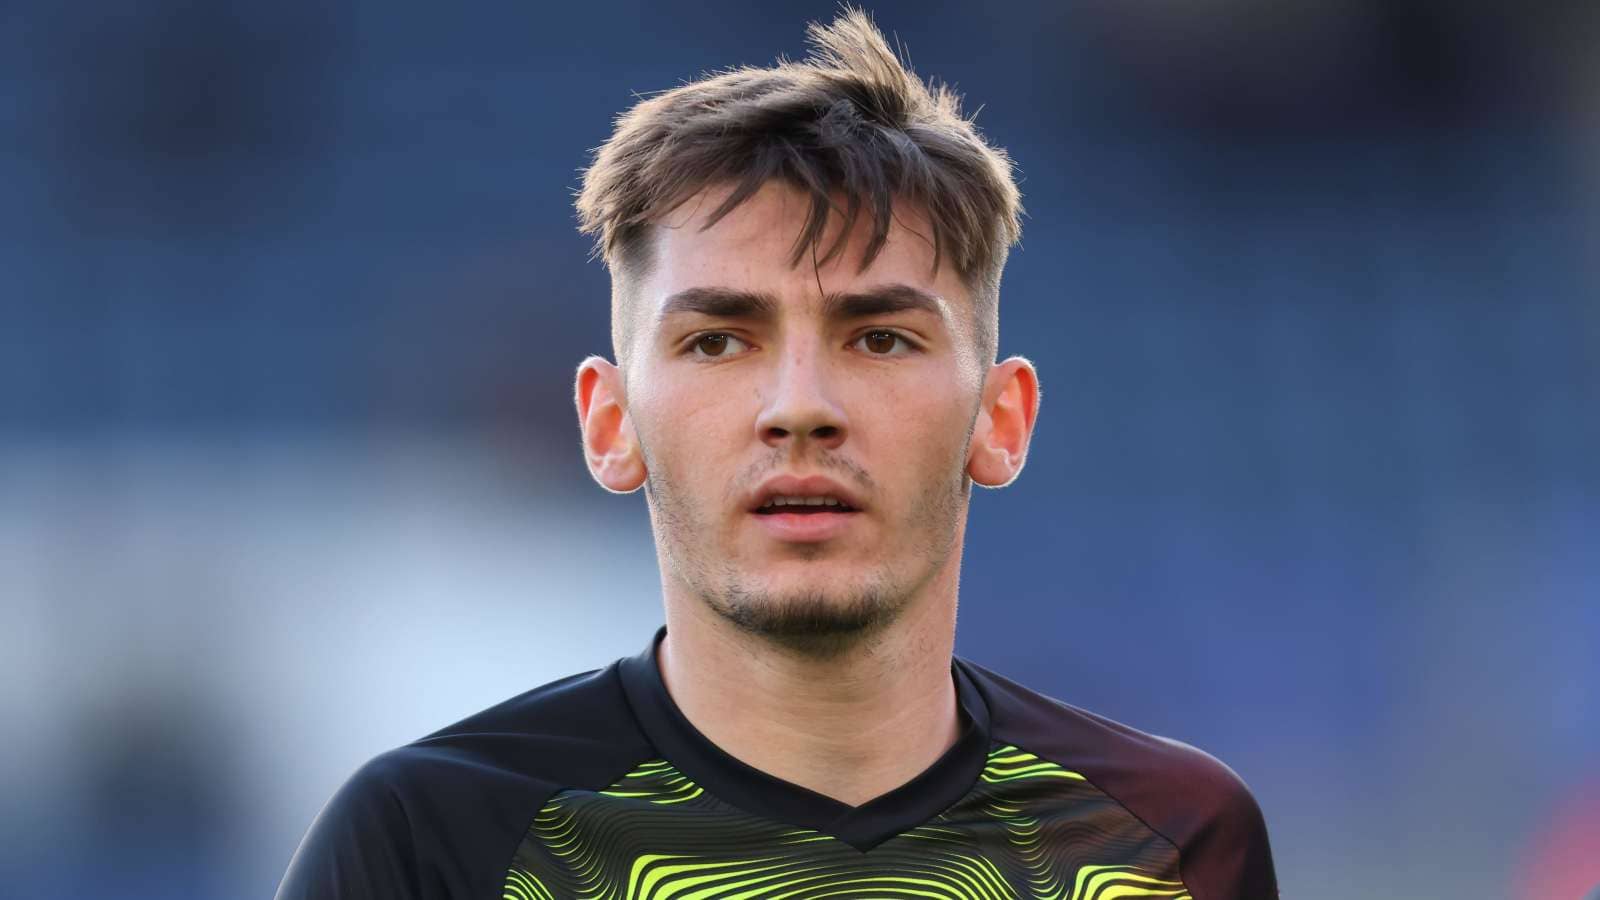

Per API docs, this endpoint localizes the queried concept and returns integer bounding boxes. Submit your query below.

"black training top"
[276,627,1277,900]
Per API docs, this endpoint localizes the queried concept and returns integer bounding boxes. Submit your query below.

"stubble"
[641,436,971,660]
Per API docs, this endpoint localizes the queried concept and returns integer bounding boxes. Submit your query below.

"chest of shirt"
[503,748,1190,900]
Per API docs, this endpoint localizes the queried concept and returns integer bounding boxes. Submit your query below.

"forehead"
[641,180,970,316]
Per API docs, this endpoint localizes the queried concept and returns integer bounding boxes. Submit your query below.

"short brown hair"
[575,7,1022,364]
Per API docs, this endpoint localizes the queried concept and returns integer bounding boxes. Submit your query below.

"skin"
[574,180,1040,806]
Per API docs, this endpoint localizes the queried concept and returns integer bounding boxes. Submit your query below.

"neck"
[657,569,962,807]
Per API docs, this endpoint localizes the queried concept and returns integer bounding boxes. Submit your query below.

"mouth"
[752,496,858,515]
[748,495,861,542]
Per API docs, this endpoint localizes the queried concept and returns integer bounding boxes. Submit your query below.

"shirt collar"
[617,624,993,851]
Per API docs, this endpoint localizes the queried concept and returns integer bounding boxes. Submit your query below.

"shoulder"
[959,656,1279,900]
[276,662,651,900]
[413,662,649,774]
[361,661,651,802]
[960,655,1263,816]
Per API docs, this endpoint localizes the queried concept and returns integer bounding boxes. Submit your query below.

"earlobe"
[967,357,1041,488]
[574,356,648,494]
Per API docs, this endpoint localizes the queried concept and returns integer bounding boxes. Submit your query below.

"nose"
[754,338,848,452]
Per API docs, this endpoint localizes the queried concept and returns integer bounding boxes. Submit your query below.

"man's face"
[616,181,992,653]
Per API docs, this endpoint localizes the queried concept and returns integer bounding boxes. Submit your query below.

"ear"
[967,356,1041,488]
[575,355,648,493]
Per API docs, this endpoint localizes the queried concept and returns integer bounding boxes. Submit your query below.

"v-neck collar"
[617,625,992,852]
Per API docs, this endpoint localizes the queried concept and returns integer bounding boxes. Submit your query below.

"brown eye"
[688,333,749,359]
[860,331,905,355]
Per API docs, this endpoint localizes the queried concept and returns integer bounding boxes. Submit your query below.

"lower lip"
[750,509,860,542]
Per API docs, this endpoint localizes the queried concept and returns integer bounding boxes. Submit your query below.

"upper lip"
[748,474,865,512]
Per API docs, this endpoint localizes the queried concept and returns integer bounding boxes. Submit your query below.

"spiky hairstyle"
[575,7,1022,364]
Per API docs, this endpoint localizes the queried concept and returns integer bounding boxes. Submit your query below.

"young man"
[277,10,1277,899]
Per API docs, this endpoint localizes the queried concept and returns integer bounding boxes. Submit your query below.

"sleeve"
[274,755,421,900]
[1172,764,1278,900]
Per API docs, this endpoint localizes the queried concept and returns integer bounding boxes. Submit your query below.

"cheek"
[684,386,754,438]
[861,370,972,439]
[642,380,754,468]
[852,381,974,491]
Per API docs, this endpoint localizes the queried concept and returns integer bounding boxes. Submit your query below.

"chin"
[706,578,903,655]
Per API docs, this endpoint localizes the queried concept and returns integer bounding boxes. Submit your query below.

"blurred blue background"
[2,1,1597,897]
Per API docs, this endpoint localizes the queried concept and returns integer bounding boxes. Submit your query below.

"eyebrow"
[656,284,950,326]
[658,287,779,322]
